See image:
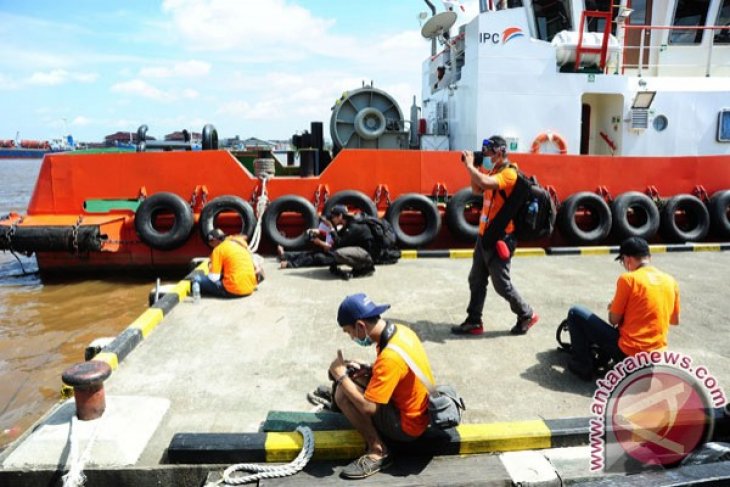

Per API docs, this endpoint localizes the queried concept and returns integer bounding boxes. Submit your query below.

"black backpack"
[357,215,400,265]
[511,173,557,242]
[483,166,557,247]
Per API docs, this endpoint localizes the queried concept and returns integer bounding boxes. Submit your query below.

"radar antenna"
[420,11,457,40]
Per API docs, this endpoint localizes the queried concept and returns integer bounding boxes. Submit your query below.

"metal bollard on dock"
[62,361,112,420]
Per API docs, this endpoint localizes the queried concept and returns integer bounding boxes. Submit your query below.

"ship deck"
[1,250,729,485]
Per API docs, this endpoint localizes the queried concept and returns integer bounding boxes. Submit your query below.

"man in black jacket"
[329,205,375,279]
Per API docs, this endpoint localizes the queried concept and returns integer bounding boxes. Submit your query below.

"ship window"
[669,0,710,44]
[533,0,572,41]
[716,0,730,44]
[653,115,668,132]
[719,110,730,142]
[495,0,524,10]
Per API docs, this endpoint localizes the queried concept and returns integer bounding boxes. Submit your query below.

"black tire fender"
[610,191,660,241]
[708,189,730,238]
[135,192,194,250]
[445,187,482,242]
[323,190,377,218]
[557,192,612,245]
[262,195,318,250]
[199,195,255,245]
[659,194,710,243]
[385,193,441,247]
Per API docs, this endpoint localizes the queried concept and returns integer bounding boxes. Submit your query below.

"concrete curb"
[75,260,208,376]
[400,243,730,260]
[167,408,730,464]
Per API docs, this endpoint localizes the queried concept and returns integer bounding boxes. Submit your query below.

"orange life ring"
[530,132,568,155]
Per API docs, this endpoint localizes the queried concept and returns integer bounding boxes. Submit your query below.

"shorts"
[373,402,418,443]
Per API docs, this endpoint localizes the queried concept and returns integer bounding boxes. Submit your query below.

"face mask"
[353,323,373,347]
[482,156,493,170]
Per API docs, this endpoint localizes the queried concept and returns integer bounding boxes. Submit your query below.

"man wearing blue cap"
[453,135,538,336]
[329,293,434,479]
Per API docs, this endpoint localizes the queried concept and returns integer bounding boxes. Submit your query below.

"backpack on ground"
[483,166,557,247]
[356,215,401,265]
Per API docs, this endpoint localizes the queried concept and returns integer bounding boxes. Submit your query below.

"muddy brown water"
[0,159,154,450]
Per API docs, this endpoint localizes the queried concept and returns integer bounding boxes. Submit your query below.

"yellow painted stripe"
[692,243,722,252]
[265,430,365,462]
[170,280,190,300]
[456,420,552,454]
[400,250,418,259]
[450,249,474,259]
[128,308,165,338]
[195,259,210,274]
[515,248,546,257]
[579,246,612,256]
[649,245,667,253]
[93,352,119,371]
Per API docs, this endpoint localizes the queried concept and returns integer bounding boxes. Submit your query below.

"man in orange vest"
[452,135,538,336]
[329,293,434,479]
[566,237,681,380]
[193,228,258,298]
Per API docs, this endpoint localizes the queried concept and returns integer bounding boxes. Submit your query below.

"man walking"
[566,237,681,380]
[329,293,434,479]
[452,135,538,336]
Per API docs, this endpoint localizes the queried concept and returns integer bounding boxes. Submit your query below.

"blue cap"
[337,293,391,327]
[328,204,348,218]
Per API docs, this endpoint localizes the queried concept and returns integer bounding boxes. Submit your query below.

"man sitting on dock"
[329,293,434,479]
[565,237,681,381]
[192,228,258,298]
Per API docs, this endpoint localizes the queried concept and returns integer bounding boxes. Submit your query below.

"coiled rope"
[216,426,314,485]
[248,175,269,253]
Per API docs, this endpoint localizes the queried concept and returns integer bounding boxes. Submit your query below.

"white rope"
[62,415,103,487]
[248,176,269,253]
[217,426,315,485]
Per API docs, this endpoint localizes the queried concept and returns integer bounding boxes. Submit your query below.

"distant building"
[165,130,202,143]
[104,131,156,146]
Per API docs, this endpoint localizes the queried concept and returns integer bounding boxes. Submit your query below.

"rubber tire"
[385,193,441,248]
[610,191,660,241]
[708,189,730,238]
[557,192,612,245]
[262,195,318,250]
[445,187,482,242]
[199,195,255,245]
[323,190,377,218]
[135,192,194,250]
[659,194,710,243]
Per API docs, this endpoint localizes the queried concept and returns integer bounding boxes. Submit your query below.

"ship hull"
[1,149,729,274]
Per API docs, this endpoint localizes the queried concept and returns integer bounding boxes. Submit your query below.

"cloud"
[139,60,211,78]
[111,79,171,101]
[0,73,19,90]
[27,69,98,86]
[71,116,92,126]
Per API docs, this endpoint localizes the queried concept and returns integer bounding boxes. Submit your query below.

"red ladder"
[574,10,612,72]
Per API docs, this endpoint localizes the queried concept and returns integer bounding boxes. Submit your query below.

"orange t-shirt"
[610,265,680,356]
[209,237,257,296]
[364,324,432,437]
[478,164,518,236]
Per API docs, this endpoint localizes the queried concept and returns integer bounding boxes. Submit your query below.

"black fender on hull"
[198,195,255,245]
[0,225,102,253]
[135,192,194,250]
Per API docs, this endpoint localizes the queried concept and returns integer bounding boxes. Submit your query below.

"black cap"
[328,204,348,218]
[615,237,650,261]
[207,228,226,242]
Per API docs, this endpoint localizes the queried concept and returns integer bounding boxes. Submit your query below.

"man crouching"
[329,293,434,479]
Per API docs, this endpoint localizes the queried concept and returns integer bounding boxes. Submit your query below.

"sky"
[0,0,478,144]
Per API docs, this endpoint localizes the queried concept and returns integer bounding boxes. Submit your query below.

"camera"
[307,229,320,240]
[461,151,483,167]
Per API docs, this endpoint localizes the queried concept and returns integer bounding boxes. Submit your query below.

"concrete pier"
[1,250,729,485]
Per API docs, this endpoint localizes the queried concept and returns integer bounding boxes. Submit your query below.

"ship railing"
[621,24,730,78]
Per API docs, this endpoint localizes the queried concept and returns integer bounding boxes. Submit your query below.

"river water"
[0,158,152,450]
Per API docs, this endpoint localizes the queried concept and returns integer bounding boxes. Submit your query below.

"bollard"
[62,361,112,420]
